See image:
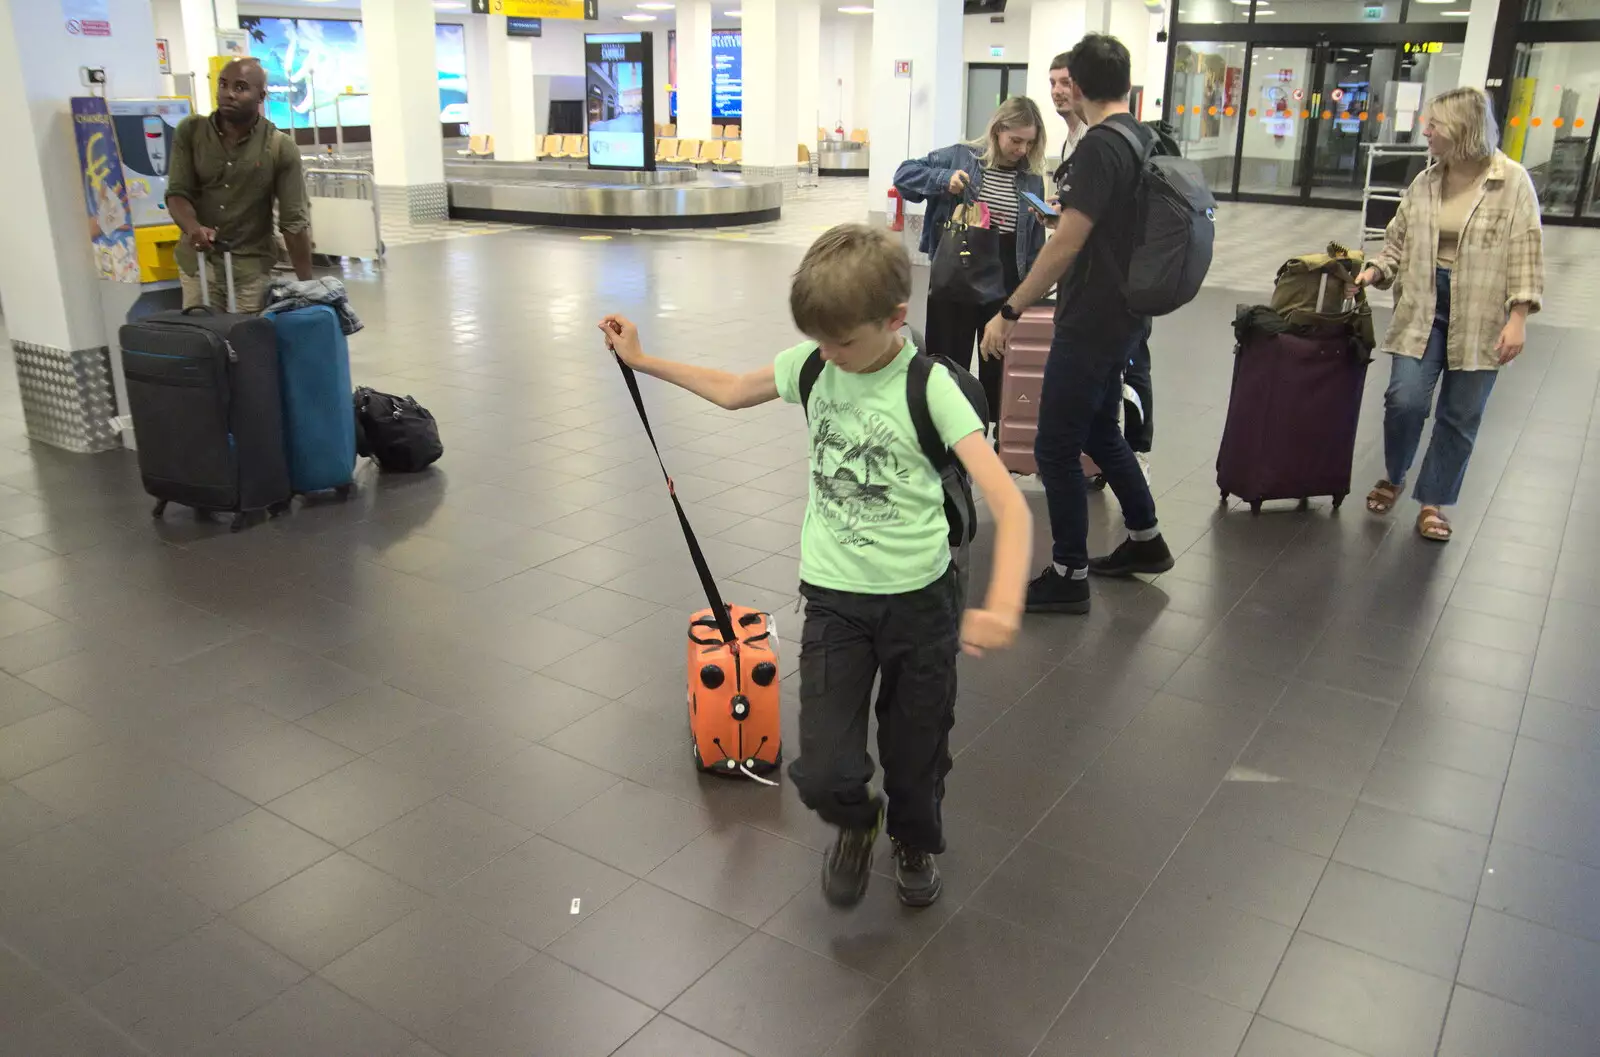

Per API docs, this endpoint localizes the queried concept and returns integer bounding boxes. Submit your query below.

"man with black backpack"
[982,34,1202,615]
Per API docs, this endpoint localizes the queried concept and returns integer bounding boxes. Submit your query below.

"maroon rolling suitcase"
[1216,325,1369,514]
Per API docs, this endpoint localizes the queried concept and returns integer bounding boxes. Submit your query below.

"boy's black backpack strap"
[797,346,825,419]
[904,352,949,471]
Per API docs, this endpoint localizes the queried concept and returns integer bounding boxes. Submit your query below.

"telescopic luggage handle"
[193,240,237,313]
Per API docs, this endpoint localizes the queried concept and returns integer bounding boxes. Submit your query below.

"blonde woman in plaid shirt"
[1355,87,1544,542]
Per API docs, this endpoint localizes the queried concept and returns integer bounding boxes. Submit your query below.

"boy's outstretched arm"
[600,314,779,411]
[951,432,1032,656]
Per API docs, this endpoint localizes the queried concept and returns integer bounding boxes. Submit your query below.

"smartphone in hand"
[1020,190,1059,217]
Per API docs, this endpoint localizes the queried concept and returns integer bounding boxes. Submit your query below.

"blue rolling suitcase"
[266,304,356,498]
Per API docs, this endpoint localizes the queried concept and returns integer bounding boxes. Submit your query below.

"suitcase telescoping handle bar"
[192,242,237,314]
[608,333,738,647]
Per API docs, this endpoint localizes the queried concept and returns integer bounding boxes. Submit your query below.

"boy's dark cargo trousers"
[788,568,960,854]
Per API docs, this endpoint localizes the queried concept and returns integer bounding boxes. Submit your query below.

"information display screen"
[711,31,742,120]
[585,32,655,170]
[239,16,468,129]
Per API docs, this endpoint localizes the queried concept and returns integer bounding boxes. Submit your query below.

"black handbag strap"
[612,354,736,645]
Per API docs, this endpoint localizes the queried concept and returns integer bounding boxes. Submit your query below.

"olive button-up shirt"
[165,112,309,277]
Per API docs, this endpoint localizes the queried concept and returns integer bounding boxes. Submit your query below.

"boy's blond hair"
[790,224,911,341]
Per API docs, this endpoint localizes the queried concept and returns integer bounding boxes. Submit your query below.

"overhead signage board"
[471,0,598,18]
[507,16,543,36]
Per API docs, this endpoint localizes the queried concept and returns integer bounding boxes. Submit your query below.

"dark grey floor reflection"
[1,226,1598,1057]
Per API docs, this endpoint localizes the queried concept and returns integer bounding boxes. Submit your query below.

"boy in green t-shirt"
[600,224,1032,908]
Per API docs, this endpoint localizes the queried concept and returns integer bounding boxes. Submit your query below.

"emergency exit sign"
[1361,4,1386,20]
[470,0,598,18]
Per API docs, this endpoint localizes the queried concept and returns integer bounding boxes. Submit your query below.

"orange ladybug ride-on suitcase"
[610,342,782,783]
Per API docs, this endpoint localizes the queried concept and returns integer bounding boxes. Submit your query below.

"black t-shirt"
[1054,113,1149,338]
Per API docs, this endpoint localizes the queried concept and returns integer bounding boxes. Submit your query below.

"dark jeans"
[1124,319,1154,453]
[924,295,1004,425]
[1035,324,1159,569]
[1383,268,1498,507]
[789,569,960,854]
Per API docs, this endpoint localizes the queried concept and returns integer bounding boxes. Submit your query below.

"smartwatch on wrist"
[999,303,1022,322]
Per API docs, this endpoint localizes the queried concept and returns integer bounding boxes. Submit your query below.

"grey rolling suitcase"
[118,251,291,531]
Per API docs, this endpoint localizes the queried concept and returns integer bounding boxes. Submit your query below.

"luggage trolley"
[1360,143,1431,247]
[305,168,384,262]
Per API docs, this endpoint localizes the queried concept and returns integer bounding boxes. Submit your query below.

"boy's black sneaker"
[822,807,882,908]
[1088,534,1175,577]
[892,840,942,907]
[1026,566,1091,614]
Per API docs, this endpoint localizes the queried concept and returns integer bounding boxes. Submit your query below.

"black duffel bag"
[353,387,443,472]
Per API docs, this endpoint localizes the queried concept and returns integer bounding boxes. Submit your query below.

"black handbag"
[928,191,1007,305]
[353,387,443,472]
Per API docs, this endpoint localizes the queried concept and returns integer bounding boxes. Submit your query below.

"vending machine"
[107,98,191,282]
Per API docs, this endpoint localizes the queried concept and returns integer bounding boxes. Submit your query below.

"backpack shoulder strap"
[905,353,950,471]
[797,347,825,419]
[1095,117,1154,165]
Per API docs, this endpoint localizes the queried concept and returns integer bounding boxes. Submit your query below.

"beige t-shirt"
[1436,170,1488,267]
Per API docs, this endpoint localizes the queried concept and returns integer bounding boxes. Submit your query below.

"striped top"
[976,166,1021,233]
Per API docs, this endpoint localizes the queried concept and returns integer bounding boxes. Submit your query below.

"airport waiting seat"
[711,124,724,139]
[656,138,679,162]
[724,125,741,140]
[479,135,495,157]
[714,140,743,171]
[539,134,563,158]
[694,140,727,167]
[849,128,868,144]
[818,126,828,143]
[797,143,817,188]
[662,123,677,137]
[456,134,488,157]
[667,139,702,164]
[554,134,585,160]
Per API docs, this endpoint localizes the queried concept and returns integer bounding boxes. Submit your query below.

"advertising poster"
[585,32,655,170]
[70,97,140,283]
[109,98,192,228]
[238,16,469,128]
[712,31,742,120]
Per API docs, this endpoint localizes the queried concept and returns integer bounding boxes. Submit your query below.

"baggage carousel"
[445,161,783,230]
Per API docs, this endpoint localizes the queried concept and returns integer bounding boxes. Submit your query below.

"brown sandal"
[1366,480,1401,514]
[1417,507,1452,542]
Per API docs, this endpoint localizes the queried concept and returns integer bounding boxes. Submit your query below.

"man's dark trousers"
[1035,322,1158,570]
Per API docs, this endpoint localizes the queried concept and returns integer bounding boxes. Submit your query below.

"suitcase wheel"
[1297,498,1311,512]
[268,502,290,519]
[1250,501,1263,516]
[151,499,168,519]
[1219,490,1228,505]
[195,509,215,523]
[1332,493,1346,509]
[230,512,249,533]
[336,484,354,500]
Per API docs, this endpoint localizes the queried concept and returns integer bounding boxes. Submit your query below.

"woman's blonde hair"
[1427,87,1499,164]
[975,96,1046,174]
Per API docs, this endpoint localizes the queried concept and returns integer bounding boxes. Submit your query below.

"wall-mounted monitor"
[238,16,468,129]
[711,31,742,120]
[585,32,655,171]
[507,17,542,37]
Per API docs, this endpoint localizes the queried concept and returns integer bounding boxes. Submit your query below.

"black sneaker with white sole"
[822,807,882,908]
[1025,566,1091,614]
[1088,534,1175,577]
[892,840,942,907]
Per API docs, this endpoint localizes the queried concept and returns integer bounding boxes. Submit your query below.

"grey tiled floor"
[2,197,1600,1056]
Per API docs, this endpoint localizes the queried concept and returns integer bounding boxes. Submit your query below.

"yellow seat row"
[537,134,588,160]
[654,123,742,140]
[656,138,743,168]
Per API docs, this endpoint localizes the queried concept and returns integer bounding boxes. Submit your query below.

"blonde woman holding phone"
[1356,87,1544,542]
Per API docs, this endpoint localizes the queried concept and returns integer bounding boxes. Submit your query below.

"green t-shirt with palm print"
[773,339,984,595]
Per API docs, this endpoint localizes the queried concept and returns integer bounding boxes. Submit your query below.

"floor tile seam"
[1235,1014,1385,1057]
[1019,685,1316,1057]
[0,930,163,1055]
[1485,826,1600,875]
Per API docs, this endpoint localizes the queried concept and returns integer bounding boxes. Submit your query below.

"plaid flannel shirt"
[1370,151,1544,371]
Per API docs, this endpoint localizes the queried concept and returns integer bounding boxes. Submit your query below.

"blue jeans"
[1035,323,1158,569]
[1383,268,1498,508]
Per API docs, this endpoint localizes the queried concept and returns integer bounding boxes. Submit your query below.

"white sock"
[1053,563,1088,580]
[1130,525,1161,543]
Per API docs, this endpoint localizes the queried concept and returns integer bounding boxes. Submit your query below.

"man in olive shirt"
[166,58,313,312]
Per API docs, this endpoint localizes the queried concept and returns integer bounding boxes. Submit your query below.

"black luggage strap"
[612,355,738,645]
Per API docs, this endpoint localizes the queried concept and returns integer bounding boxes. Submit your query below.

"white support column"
[178,0,238,116]
[869,0,964,219]
[465,13,494,135]
[0,0,162,451]
[1460,0,1502,89]
[676,0,713,140]
[795,0,821,145]
[487,17,537,160]
[1026,0,1090,163]
[363,0,448,222]
[742,0,800,187]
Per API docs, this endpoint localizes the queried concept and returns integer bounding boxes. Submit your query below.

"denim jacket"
[894,143,1047,281]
